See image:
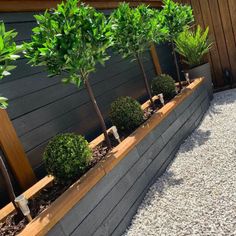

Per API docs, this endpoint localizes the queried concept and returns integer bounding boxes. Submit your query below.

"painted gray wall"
[0,12,158,176]
[0,11,177,207]
[47,80,210,236]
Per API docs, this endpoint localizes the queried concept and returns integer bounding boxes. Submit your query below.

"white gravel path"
[124,89,236,236]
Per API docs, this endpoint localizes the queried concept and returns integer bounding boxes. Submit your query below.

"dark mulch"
[0,134,119,236]
[0,97,165,236]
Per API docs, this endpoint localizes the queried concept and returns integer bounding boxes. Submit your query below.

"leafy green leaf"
[110,3,167,59]
[25,0,112,87]
[0,21,21,109]
[161,0,194,41]
[0,96,8,109]
[175,25,213,67]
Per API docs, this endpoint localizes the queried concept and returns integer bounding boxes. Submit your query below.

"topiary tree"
[0,21,21,109]
[25,0,112,149]
[43,133,92,183]
[151,74,176,100]
[109,96,144,132]
[110,3,167,107]
[161,0,194,90]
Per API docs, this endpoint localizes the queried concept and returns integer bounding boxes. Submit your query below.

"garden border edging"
[14,77,209,236]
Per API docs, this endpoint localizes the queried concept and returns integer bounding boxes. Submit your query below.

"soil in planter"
[0,87,188,235]
[0,136,118,236]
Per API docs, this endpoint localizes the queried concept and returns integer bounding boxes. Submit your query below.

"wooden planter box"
[1,77,210,236]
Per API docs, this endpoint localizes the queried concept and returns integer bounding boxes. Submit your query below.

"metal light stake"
[185,72,191,85]
[111,126,121,143]
[158,93,165,106]
[15,194,32,222]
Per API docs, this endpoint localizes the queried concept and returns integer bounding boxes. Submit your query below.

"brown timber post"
[150,43,162,75]
[0,109,36,190]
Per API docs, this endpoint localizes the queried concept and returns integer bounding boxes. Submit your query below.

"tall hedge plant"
[25,0,112,148]
[110,3,167,106]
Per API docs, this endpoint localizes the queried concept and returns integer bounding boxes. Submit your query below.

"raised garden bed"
[0,78,210,236]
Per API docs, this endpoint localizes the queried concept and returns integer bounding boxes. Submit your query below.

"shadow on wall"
[156,42,185,81]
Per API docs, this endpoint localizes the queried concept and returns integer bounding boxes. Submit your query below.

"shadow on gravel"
[208,91,236,116]
[144,171,184,205]
[180,129,211,153]
[208,105,221,117]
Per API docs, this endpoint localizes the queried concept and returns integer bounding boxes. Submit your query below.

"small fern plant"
[175,25,213,68]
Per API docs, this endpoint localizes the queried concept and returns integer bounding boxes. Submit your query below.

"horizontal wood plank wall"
[0,0,163,12]
[0,11,159,180]
[177,0,236,88]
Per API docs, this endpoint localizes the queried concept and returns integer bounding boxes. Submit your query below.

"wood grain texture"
[150,44,162,75]
[218,0,236,81]
[178,0,236,87]
[0,110,36,190]
[228,0,236,42]
[0,0,163,12]
[209,0,231,77]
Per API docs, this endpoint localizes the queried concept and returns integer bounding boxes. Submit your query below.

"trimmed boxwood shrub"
[151,74,176,100]
[109,97,144,132]
[43,133,92,183]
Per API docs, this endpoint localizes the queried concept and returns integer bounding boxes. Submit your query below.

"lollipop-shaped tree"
[25,0,113,148]
[110,3,167,106]
[161,0,193,90]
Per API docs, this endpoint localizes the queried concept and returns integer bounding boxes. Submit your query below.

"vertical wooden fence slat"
[177,0,236,88]
[192,0,216,85]
[209,0,231,77]
[219,0,236,82]
[228,0,236,44]
[198,0,223,87]
[0,109,36,190]
[190,0,204,27]
[150,44,162,75]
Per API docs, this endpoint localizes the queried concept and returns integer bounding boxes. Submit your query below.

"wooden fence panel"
[178,0,236,88]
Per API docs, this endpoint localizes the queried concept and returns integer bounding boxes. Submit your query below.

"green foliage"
[25,0,112,86]
[175,26,213,68]
[110,3,167,59]
[151,74,176,100]
[0,97,8,109]
[161,0,194,41]
[43,133,92,183]
[109,96,144,132]
[0,21,21,109]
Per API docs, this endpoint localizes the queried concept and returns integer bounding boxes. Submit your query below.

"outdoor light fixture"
[158,93,165,106]
[185,73,191,85]
[223,69,233,88]
[15,195,32,222]
[111,126,121,143]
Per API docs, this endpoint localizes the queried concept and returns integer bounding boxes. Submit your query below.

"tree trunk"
[136,54,155,107]
[0,155,23,214]
[171,40,182,91]
[84,78,112,150]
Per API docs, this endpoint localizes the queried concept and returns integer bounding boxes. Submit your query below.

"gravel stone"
[124,89,236,236]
